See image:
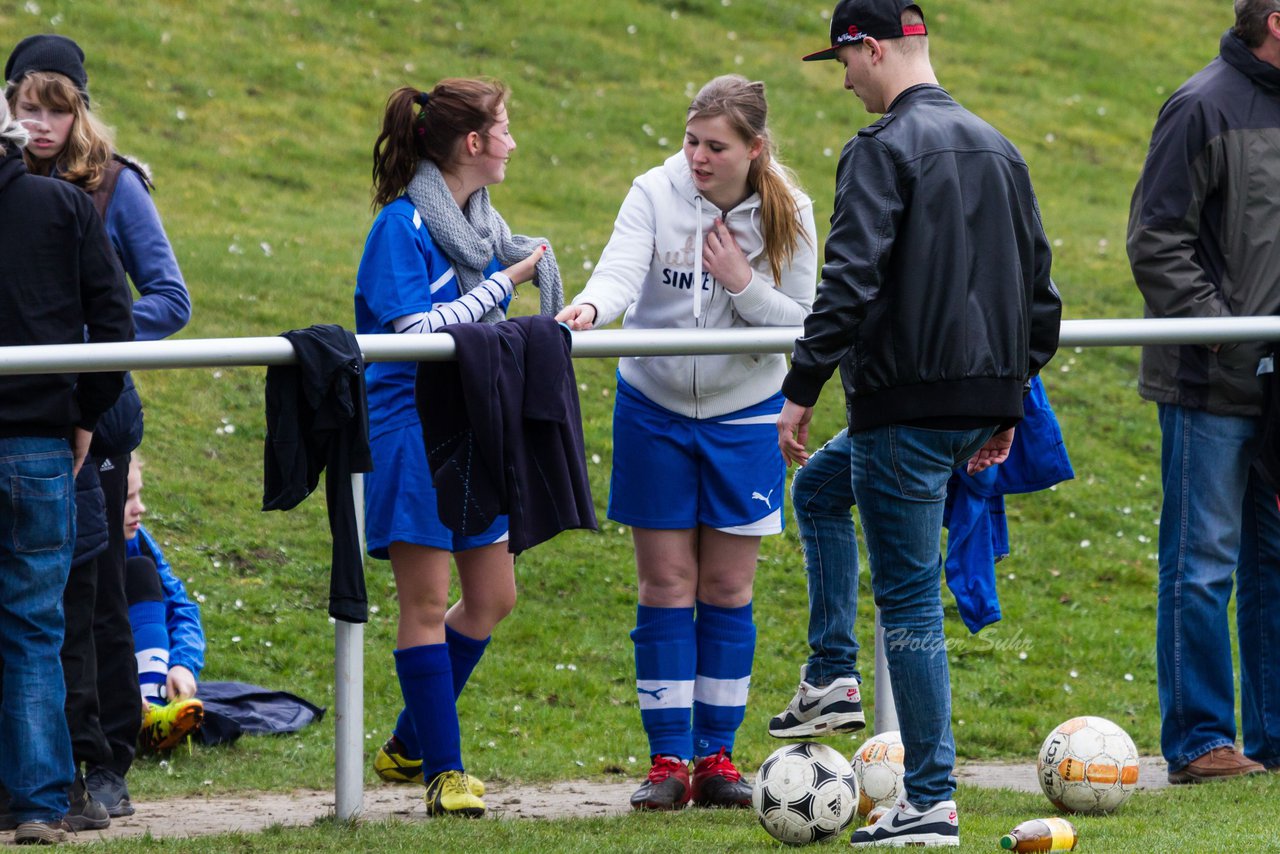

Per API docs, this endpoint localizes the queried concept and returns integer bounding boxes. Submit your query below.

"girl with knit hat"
[5,32,192,821]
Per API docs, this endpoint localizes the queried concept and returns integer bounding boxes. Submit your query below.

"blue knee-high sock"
[391,627,492,760]
[446,624,490,697]
[631,605,696,760]
[129,600,169,704]
[394,644,462,778]
[692,600,756,757]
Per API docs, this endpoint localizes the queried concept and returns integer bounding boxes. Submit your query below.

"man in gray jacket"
[1127,0,1280,785]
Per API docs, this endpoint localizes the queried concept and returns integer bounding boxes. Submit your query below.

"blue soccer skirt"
[363,420,508,559]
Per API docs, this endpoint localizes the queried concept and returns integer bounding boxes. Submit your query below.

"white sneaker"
[768,665,865,738]
[849,798,959,847]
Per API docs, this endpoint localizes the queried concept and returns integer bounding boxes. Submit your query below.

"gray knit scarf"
[406,160,563,322]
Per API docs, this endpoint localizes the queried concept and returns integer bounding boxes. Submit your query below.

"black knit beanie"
[4,34,90,105]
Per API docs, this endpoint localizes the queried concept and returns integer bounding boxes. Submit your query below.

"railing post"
[334,473,366,821]
[873,608,898,734]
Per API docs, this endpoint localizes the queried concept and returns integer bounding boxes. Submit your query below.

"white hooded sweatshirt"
[572,152,817,419]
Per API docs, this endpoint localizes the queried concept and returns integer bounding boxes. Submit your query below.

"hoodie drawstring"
[693,195,704,320]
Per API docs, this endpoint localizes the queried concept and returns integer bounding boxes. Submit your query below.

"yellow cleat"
[424,770,485,818]
[373,737,424,784]
[139,698,204,753]
[375,737,485,795]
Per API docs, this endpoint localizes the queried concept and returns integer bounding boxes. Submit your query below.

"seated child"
[123,456,207,751]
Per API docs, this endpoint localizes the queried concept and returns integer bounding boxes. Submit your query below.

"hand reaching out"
[554,303,598,331]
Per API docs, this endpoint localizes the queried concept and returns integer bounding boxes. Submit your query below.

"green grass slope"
[4,0,1278,849]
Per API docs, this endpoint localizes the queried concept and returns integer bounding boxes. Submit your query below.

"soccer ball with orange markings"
[850,730,905,817]
[1037,716,1139,814]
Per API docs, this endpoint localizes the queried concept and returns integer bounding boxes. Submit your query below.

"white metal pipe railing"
[5,316,1280,820]
[6,317,1280,374]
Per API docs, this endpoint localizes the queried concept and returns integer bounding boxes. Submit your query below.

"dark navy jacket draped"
[416,315,597,553]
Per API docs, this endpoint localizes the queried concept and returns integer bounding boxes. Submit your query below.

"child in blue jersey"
[121,456,206,752]
[556,75,817,810]
[356,79,554,818]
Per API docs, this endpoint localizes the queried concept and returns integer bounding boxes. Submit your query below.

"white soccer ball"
[1037,715,1139,815]
[850,730,905,816]
[753,742,859,846]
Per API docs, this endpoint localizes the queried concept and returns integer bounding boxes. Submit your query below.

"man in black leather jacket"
[776,1,1060,847]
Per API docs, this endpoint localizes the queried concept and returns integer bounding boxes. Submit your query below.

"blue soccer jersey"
[355,197,503,436]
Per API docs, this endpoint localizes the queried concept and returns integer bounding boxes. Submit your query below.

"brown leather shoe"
[1167,746,1266,784]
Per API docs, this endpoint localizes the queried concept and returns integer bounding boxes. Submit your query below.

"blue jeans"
[1156,404,1280,771]
[0,437,76,822]
[792,428,861,687]
[850,424,994,806]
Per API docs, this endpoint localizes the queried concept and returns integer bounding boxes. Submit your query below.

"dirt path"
[0,757,1170,843]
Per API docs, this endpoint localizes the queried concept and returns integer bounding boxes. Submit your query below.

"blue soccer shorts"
[608,376,785,534]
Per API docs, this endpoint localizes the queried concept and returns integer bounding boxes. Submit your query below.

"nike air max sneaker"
[769,666,865,738]
[849,798,959,847]
[630,755,691,810]
[691,748,752,808]
[423,770,486,818]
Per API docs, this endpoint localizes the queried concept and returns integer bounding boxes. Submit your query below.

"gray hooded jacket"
[1128,31,1280,416]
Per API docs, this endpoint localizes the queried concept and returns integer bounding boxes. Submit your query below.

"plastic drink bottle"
[999,817,1078,852]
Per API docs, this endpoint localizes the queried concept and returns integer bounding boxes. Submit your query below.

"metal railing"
[7,317,1280,375]
[4,315,1280,820]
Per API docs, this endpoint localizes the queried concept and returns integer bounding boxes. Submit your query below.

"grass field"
[3,0,1280,850]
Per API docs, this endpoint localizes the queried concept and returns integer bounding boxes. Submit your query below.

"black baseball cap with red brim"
[803,0,928,61]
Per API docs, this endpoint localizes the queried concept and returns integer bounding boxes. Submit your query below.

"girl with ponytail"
[555,74,816,811]
[357,79,560,818]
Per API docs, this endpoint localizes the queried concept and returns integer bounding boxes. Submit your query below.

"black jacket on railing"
[263,324,372,623]
[784,84,1060,431]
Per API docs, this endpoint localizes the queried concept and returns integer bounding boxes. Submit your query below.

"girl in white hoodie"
[557,74,817,811]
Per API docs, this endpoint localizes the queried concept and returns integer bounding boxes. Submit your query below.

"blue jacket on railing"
[127,523,206,677]
[943,376,1074,633]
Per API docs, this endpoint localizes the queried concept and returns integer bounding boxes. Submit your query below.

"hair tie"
[415,91,430,107]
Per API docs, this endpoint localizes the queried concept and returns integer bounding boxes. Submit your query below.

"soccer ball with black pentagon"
[1037,715,1139,815]
[753,742,859,845]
